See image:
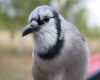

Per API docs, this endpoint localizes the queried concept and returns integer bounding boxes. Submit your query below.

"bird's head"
[22,5,60,37]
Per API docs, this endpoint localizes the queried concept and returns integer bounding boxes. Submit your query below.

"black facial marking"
[43,16,49,22]
[52,10,61,40]
[37,10,64,59]
[29,16,44,25]
[37,15,44,25]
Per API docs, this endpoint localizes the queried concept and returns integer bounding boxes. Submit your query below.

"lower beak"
[22,25,33,37]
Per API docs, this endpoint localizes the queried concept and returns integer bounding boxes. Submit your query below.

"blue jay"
[22,5,89,80]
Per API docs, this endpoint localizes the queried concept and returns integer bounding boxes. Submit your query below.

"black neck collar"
[37,38,64,59]
[37,12,64,60]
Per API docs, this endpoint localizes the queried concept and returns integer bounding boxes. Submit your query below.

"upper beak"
[22,25,33,37]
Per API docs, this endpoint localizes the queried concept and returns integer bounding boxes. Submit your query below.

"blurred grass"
[0,52,32,80]
[0,47,18,54]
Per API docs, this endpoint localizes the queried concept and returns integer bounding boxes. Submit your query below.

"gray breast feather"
[60,15,85,43]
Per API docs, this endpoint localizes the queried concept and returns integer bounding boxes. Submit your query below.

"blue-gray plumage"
[22,5,89,80]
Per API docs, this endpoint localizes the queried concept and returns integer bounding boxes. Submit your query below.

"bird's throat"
[34,29,64,59]
[37,38,64,59]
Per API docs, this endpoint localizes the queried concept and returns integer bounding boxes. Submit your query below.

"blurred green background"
[0,0,100,80]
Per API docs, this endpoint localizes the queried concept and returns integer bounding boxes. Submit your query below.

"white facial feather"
[27,5,58,55]
[39,9,53,20]
[28,5,54,22]
[33,18,57,54]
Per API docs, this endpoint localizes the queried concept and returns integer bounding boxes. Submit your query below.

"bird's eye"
[43,16,49,22]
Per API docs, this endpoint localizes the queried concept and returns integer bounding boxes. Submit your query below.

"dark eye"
[43,16,49,22]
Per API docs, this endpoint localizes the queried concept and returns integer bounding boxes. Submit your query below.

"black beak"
[22,25,33,37]
[22,25,41,37]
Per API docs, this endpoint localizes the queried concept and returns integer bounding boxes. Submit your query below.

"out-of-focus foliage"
[0,0,87,32]
[54,0,85,18]
[0,0,100,37]
[75,8,88,35]
[0,0,50,31]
